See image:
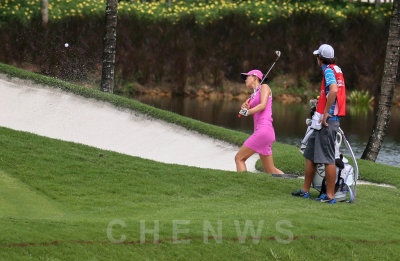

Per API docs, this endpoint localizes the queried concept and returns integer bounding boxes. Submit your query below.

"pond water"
[135,94,400,168]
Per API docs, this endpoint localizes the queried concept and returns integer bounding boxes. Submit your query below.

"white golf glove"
[238,108,249,117]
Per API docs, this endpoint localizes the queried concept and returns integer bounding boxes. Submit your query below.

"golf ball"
[64,43,69,48]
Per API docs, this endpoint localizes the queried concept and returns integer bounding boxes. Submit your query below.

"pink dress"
[244,85,275,155]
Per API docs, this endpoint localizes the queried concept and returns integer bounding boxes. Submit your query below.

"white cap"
[313,44,334,59]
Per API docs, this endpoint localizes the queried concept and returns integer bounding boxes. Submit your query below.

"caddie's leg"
[235,145,256,172]
[302,159,316,192]
[325,164,336,199]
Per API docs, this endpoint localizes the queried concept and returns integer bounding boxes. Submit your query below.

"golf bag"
[310,129,358,202]
[300,100,359,203]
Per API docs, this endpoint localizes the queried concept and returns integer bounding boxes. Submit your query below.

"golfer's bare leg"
[302,159,316,193]
[260,154,284,174]
[325,164,336,199]
[235,145,256,172]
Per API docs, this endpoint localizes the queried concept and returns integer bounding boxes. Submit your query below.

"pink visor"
[241,69,263,81]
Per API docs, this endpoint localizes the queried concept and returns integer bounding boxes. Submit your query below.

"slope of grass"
[0,171,64,219]
[0,126,399,260]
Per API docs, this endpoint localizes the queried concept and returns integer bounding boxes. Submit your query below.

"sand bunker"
[0,75,258,172]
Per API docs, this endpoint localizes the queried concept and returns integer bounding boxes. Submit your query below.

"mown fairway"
[0,126,399,260]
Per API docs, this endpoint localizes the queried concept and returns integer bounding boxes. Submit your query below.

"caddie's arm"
[322,83,338,127]
[247,84,270,115]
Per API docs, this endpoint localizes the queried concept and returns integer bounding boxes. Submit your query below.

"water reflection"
[347,104,374,118]
[135,95,400,167]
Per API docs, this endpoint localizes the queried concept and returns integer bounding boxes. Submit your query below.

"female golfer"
[235,69,283,174]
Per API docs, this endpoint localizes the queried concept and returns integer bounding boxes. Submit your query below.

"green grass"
[0,63,399,259]
[0,126,399,260]
[0,171,64,219]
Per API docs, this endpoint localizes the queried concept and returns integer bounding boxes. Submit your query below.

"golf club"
[238,50,282,117]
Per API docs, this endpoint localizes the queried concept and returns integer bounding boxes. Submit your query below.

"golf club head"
[259,50,282,85]
[275,50,281,60]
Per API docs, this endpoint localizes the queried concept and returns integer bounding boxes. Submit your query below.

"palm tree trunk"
[40,0,48,27]
[361,0,400,161]
[101,0,118,93]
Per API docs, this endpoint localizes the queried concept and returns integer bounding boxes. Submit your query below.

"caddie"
[292,44,346,204]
